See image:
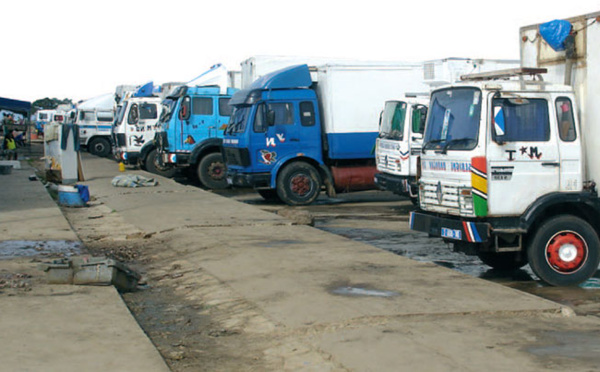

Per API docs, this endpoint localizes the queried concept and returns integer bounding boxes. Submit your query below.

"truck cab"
[224,65,326,205]
[112,96,163,171]
[410,68,599,286]
[155,85,237,187]
[374,97,428,202]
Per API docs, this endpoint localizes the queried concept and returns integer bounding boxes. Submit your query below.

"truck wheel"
[146,149,177,178]
[257,189,281,202]
[198,152,228,189]
[527,215,600,286]
[89,137,111,157]
[476,251,528,270]
[276,162,321,206]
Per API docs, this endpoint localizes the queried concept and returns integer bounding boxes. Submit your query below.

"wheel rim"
[545,231,588,273]
[290,173,312,197]
[208,162,224,180]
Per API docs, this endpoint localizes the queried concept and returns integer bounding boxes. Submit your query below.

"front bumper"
[226,169,271,188]
[116,151,140,165]
[374,172,412,196]
[409,211,490,243]
[161,152,191,166]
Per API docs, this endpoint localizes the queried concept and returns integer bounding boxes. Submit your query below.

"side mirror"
[128,104,139,125]
[266,110,275,126]
[179,96,191,121]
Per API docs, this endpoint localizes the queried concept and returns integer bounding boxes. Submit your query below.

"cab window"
[139,103,157,120]
[192,98,213,115]
[556,97,576,142]
[300,101,315,126]
[253,104,266,133]
[267,102,294,125]
[492,98,550,142]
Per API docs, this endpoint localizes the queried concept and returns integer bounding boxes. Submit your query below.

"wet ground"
[214,187,600,317]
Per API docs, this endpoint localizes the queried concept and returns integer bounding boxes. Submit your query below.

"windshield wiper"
[441,138,474,154]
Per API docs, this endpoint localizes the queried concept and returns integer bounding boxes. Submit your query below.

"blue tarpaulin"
[0,97,31,115]
[539,20,572,51]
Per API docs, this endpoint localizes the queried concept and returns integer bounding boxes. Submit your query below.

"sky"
[1,0,599,103]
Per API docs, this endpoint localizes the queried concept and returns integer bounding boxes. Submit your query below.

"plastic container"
[57,185,86,207]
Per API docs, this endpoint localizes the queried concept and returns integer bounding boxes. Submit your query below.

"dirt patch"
[57,194,340,371]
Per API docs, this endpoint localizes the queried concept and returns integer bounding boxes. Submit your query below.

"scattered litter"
[112,174,158,188]
[39,256,141,292]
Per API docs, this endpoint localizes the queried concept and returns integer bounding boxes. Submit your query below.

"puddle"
[0,240,83,259]
[528,331,600,362]
[331,286,400,298]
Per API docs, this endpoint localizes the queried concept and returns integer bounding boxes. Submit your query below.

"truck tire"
[197,152,228,189]
[146,149,177,178]
[89,137,111,157]
[257,189,281,202]
[527,215,600,286]
[476,251,528,271]
[276,162,321,206]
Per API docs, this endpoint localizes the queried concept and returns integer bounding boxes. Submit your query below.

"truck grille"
[420,179,461,215]
[116,133,126,147]
[376,153,401,173]
[223,147,250,167]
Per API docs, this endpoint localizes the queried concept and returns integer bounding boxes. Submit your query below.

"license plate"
[441,227,462,240]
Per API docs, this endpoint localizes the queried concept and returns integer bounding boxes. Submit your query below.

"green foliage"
[31,98,73,114]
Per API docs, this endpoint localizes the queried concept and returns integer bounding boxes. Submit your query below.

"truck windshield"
[115,102,128,125]
[423,88,481,152]
[159,98,178,124]
[226,106,251,135]
[379,101,406,140]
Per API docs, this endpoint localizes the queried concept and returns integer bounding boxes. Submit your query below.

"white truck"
[112,96,165,171]
[375,58,519,203]
[112,82,183,176]
[75,93,116,157]
[410,12,600,286]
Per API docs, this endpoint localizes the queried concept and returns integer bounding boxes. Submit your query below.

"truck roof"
[433,79,574,94]
[520,11,600,31]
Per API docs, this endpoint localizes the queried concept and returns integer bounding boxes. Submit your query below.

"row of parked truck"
[48,11,600,287]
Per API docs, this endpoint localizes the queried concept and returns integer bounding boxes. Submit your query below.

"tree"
[31,98,73,114]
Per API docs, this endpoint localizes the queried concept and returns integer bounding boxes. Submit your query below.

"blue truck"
[223,63,429,205]
[154,85,238,187]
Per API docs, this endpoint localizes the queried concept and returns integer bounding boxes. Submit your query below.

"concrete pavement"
[0,158,170,372]
[68,153,600,371]
[5,148,600,371]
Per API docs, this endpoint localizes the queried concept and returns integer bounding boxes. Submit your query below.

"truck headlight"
[459,188,474,215]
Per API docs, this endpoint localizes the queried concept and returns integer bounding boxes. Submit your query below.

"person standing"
[3,132,17,160]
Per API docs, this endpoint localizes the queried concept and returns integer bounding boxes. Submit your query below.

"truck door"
[182,96,214,151]
[216,97,233,138]
[133,102,158,151]
[249,101,302,172]
[554,96,582,191]
[487,94,560,215]
[408,104,427,176]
